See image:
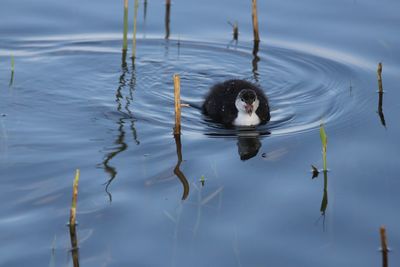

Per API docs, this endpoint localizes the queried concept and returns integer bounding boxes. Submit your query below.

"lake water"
[1,0,399,266]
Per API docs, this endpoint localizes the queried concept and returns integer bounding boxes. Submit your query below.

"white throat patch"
[233,110,260,126]
[233,98,260,126]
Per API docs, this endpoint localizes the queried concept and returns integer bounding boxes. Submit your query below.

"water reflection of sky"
[1,0,400,266]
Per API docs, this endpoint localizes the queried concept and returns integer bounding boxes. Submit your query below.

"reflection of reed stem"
[165,0,171,39]
[320,171,328,214]
[102,63,130,202]
[252,40,260,81]
[69,224,80,267]
[173,74,181,135]
[122,0,129,52]
[69,169,80,227]
[377,63,383,93]
[174,134,189,200]
[380,226,389,267]
[376,62,386,127]
[144,0,148,21]
[132,0,139,59]
[378,91,386,127]
[251,0,260,42]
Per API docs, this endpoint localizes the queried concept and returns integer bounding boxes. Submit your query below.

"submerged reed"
[11,55,14,72]
[251,0,260,42]
[122,0,129,52]
[228,21,239,41]
[173,74,181,135]
[9,55,15,87]
[69,169,80,227]
[319,123,327,171]
[132,0,139,59]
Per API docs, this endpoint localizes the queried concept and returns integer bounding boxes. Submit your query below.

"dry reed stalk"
[69,169,80,227]
[377,62,383,93]
[122,0,129,52]
[132,0,139,59]
[377,62,382,81]
[251,0,260,42]
[173,74,181,135]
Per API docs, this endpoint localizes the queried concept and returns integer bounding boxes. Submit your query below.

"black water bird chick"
[202,79,270,127]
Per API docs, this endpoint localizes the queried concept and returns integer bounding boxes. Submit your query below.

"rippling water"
[1,0,400,266]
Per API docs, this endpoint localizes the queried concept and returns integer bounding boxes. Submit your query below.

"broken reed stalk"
[173,74,181,135]
[377,62,383,93]
[122,0,129,52]
[320,123,328,172]
[69,169,80,227]
[251,0,260,42]
[380,226,389,267]
[132,0,139,59]
[377,62,383,81]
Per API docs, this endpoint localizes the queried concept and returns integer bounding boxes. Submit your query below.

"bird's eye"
[240,97,244,101]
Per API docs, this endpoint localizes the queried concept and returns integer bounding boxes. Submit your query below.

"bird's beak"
[245,104,253,115]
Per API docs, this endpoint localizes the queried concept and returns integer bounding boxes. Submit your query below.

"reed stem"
[11,55,14,72]
[377,62,382,81]
[165,0,171,39]
[251,0,260,42]
[228,21,239,41]
[173,74,181,135]
[69,169,80,227]
[122,0,129,52]
[320,123,327,172]
[377,62,383,93]
[132,0,139,59]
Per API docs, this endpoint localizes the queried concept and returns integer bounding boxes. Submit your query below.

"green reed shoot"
[122,0,129,52]
[200,175,205,186]
[69,169,80,227]
[320,123,328,171]
[132,0,139,59]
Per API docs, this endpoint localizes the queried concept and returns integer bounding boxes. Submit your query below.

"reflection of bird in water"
[237,132,261,161]
[202,79,270,127]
